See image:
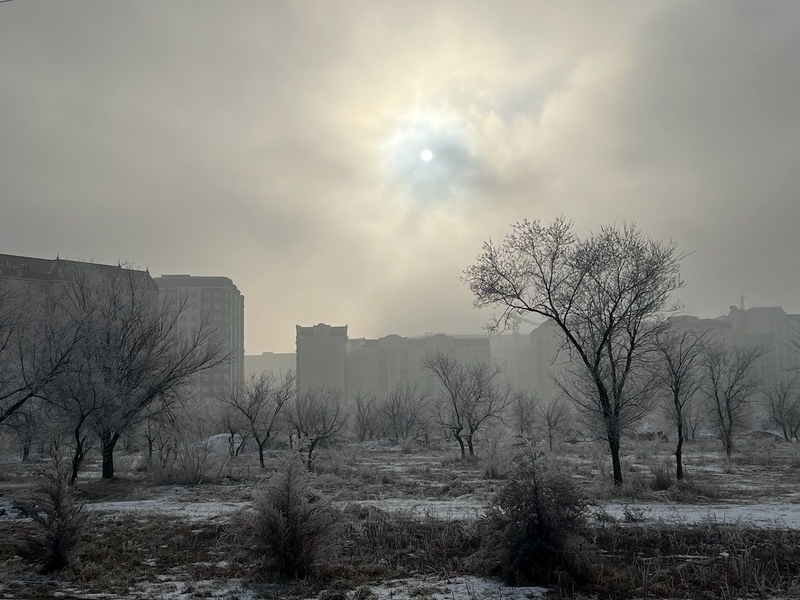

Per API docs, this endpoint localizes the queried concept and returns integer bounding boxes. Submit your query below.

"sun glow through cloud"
[421,149,433,161]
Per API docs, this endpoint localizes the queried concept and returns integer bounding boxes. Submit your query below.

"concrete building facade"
[296,324,495,399]
[0,253,157,295]
[296,324,348,396]
[153,275,245,402]
[244,352,296,380]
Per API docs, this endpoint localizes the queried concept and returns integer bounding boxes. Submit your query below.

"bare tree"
[216,399,249,458]
[379,383,430,446]
[222,370,296,468]
[537,396,571,452]
[511,391,537,441]
[682,401,704,442]
[0,281,84,425]
[764,375,800,442]
[702,338,764,461]
[42,353,108,485]
[56,266,227,479]
[423,351,511,459]
[140,396,180,466]
[352,391,381,442]
[465,217,683,484]
[289,388,348,469]
[651,323,710,479]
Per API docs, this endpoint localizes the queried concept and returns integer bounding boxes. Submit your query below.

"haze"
[2,1,799,353]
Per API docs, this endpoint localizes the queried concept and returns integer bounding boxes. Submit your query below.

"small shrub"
[664,477,720,502]
[649,462,674,491]
[15,459,88,573]
[154,429,226,485]
[621,505,646,523]
[593,506,618,524]
[471,450,591,588]
[250,456,339,579]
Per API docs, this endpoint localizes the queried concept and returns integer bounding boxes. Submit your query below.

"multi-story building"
[153,275,245,402]
[0,252,157,295]
[527,305,800,405]
[296,324,494,399]
[244,352,296,380]
[490,333,533,394]
[296,324,348,396]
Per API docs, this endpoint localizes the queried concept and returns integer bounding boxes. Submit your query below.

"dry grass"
[586,523,800,599]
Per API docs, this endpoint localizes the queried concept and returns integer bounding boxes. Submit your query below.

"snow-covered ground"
[357,577,548,600]
[84,499,250,521]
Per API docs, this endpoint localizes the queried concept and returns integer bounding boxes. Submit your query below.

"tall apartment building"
[296,324,348,396]
[153,275,245,402]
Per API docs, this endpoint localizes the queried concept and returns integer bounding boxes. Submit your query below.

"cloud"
[1,1,798,352]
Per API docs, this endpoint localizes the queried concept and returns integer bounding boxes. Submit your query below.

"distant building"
[153,275,245,402]
[0,252,157,294]
[490,333,533,393]
[245,352,296,380]
[726,306,800,384]
[296,324,348,396]
[296,324,494,399]
[529,321,567,402]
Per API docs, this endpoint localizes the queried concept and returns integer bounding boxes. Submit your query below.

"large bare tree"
[465,218,683,484]
[651,322,710,479]
[701,338,764,461]
[56,266,227,479]
[423,351,511,459]
[0,281,84,425]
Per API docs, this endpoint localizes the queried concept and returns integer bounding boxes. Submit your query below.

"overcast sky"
[2,1,799,353]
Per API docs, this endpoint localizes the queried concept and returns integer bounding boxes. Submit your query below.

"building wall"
[154,275,245,403]
[296,328,494,398]
[490,333,533,393]
[244,352,296,380]
[296,324,348,396]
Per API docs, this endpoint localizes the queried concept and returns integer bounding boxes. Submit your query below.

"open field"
[2,435,800,599]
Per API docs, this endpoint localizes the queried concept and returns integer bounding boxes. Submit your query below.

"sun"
[420,149,433,162]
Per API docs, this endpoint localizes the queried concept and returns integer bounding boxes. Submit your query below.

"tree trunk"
[548,428,554,452]
[101,432,120,480]
[147,421,154,461]
[609,436,623,486]
[307,439,318,470]
[454,430,465,459]
[257,440,266,468]
[675,418,684,480]
[467,431,475,457]
[22,439,31,462]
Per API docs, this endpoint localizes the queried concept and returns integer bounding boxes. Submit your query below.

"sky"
[1,1,799,354]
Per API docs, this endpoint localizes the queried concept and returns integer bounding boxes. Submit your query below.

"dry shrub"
[153,423,226,485]
[250,456,339,580]
[471,450,591,588]
[16,459,88,573]
[648,461,674,491]
[664,476,720,502]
